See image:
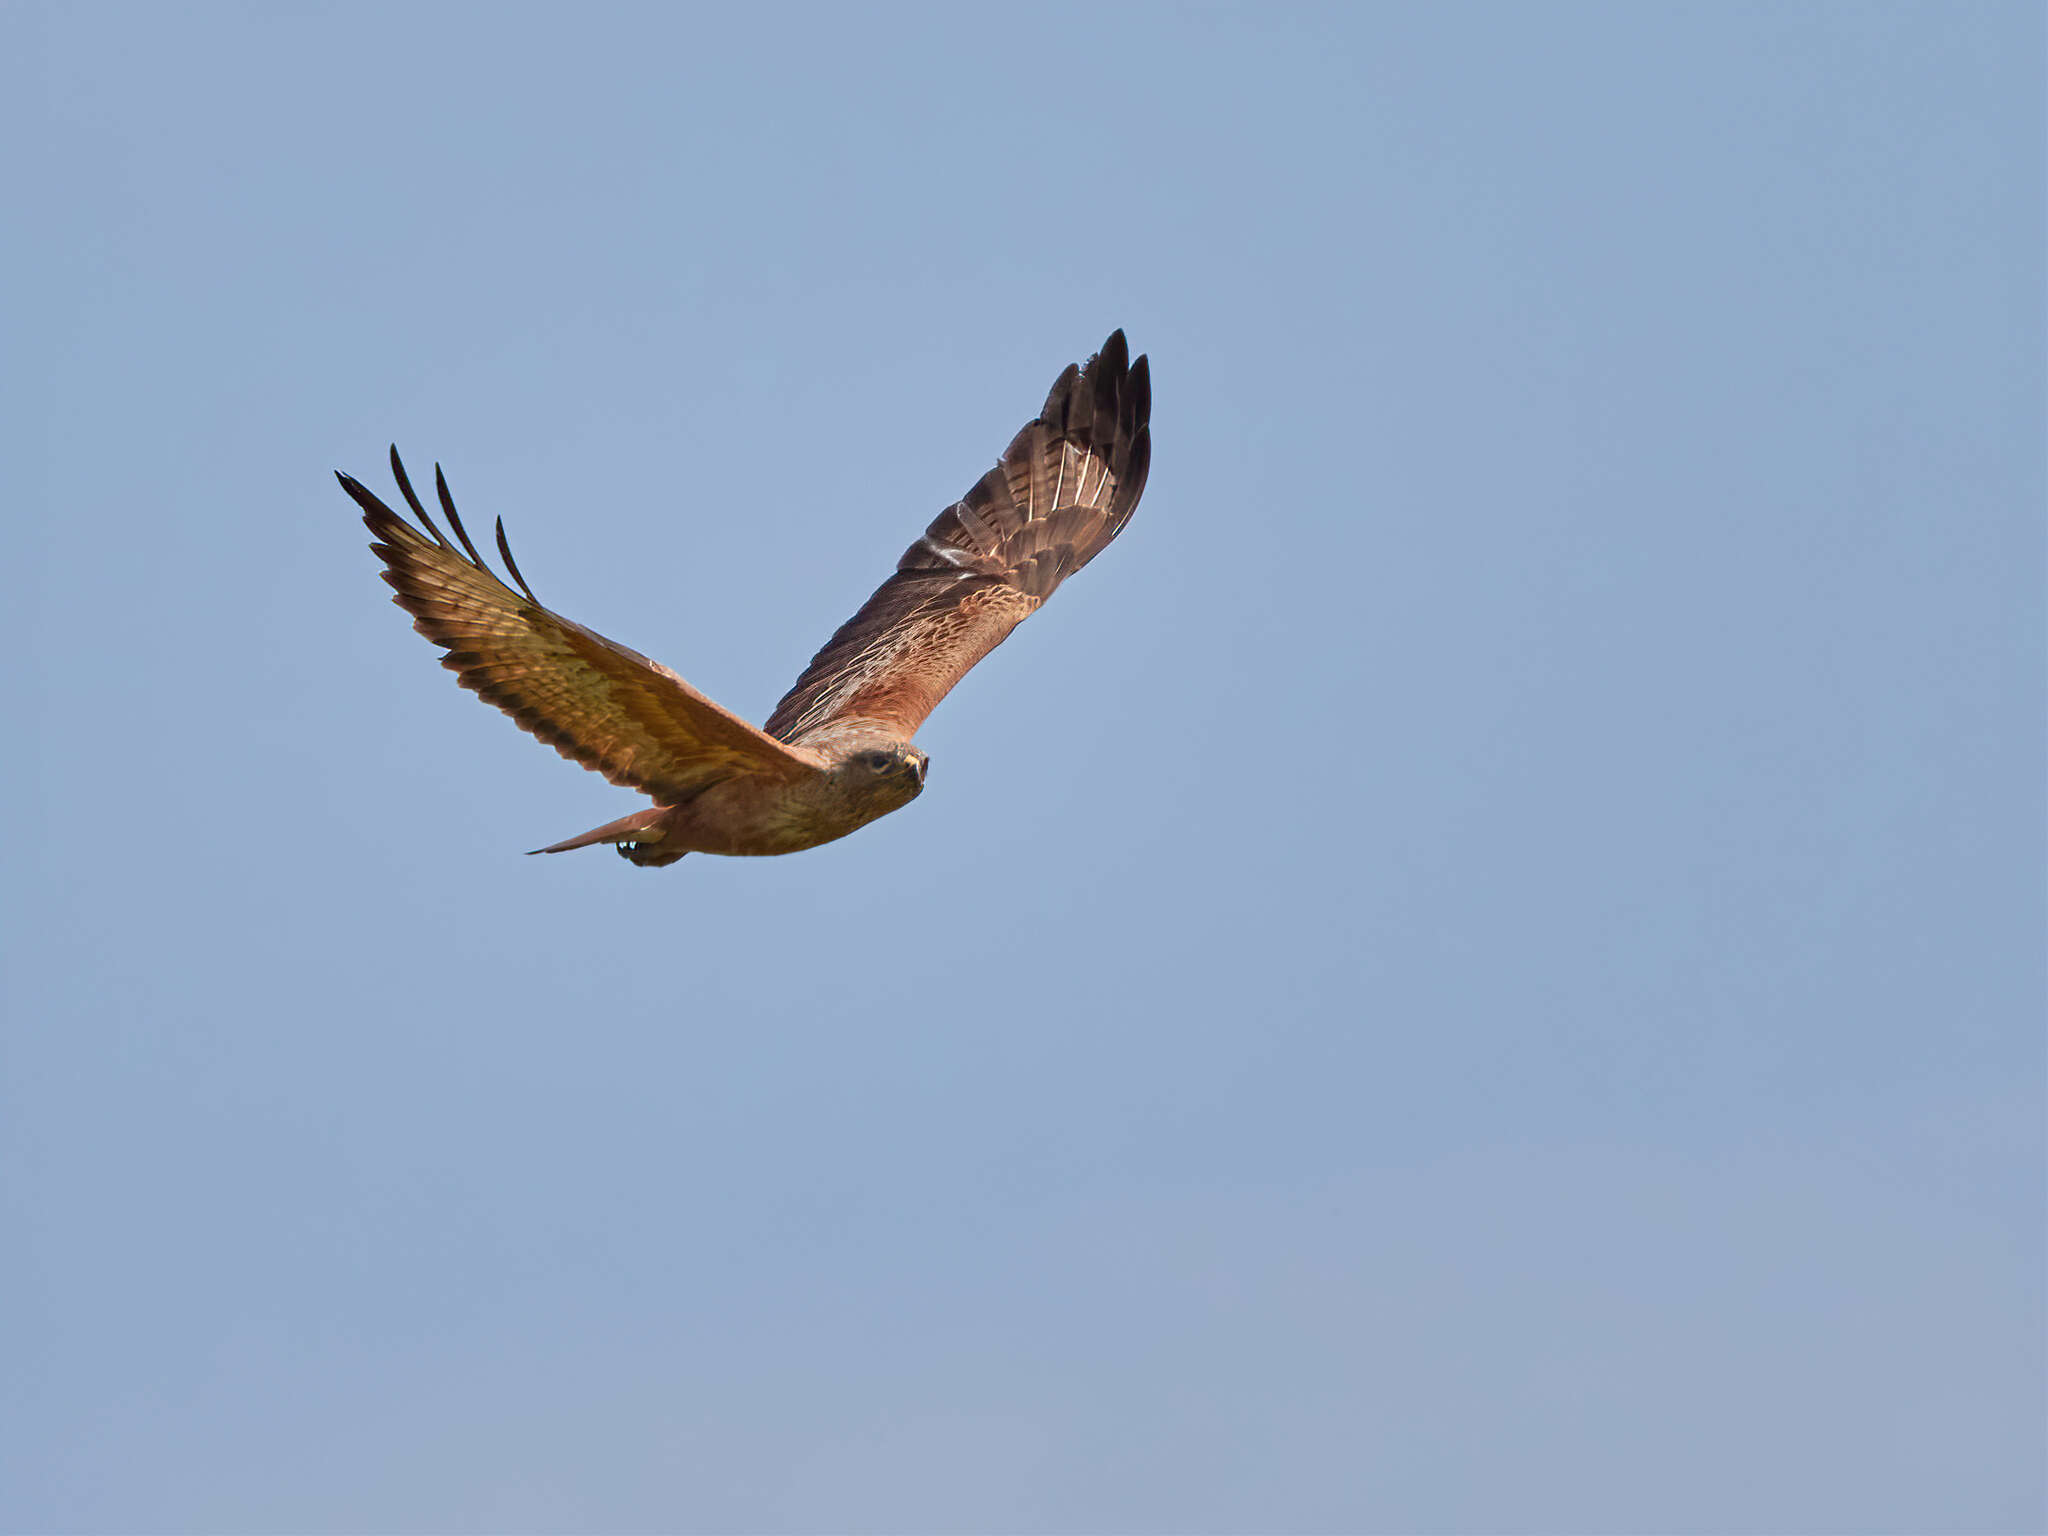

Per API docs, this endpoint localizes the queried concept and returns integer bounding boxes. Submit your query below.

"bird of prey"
[337,330,1151,867]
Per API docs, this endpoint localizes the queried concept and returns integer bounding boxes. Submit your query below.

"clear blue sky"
[6,3,2041,1531]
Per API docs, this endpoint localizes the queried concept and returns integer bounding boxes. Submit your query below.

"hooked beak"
[908,754,927,787]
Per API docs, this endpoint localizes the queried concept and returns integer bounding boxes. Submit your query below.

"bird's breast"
[669,775,898,857]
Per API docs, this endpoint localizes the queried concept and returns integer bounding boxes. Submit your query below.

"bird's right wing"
[763,330,1151,746]
[339,450,817,803]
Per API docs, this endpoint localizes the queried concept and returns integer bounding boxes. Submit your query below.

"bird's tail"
[527,807,686,866]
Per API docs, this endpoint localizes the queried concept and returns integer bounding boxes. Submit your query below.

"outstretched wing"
[763,330,1152,746]
[339,449,817,803]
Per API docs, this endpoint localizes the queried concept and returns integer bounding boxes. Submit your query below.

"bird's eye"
[864,751,893,772]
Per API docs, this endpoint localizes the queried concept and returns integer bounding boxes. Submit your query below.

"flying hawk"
[338,330,1151,866]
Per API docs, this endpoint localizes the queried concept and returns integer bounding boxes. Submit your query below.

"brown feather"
[339,453,816,803]
[764,331,1152,744]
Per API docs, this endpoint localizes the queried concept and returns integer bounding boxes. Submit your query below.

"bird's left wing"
[763,330,1151,747]
[340,449,817,803]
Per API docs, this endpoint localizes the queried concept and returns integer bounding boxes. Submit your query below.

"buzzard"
[338,330,1151,866]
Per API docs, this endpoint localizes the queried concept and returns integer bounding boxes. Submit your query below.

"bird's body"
[539,738,928,865]
[338,331,1151,866]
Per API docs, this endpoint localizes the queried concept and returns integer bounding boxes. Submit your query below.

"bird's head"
[831,741,928,813]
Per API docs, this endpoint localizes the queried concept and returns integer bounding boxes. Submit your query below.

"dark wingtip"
[1039,360,1081,426]
[431,461,493,572]
[335,468,395,525]
[385,444,448,546]
[495,515,541,605]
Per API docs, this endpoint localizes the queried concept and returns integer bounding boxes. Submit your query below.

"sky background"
[4,3,2041,1532]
